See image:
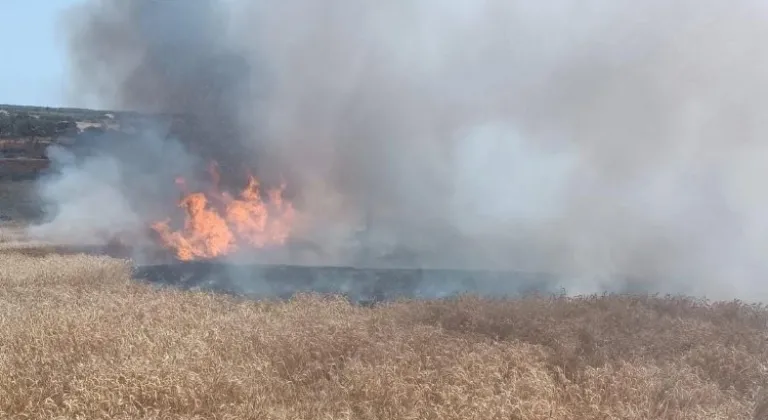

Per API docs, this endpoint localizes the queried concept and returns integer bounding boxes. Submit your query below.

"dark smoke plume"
[31,0,768,301]
[65,0,269,186]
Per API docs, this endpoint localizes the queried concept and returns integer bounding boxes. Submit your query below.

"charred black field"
[132,261,565,304]
[129,258,663,305]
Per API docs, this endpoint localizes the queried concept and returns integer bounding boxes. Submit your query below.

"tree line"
[0,104,186,139]
[0,112,79,138]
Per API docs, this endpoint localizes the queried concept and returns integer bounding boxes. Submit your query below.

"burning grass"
[0,249,767,419]
[151,163,296,261]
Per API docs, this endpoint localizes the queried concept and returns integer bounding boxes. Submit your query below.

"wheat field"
[0,243,766,419]
[1,180,768,419]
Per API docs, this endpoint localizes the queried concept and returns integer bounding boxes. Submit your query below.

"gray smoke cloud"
[31,0,768,301]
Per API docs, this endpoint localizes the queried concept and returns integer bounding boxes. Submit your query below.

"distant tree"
[12,117,34,137]
[0,113,11,137]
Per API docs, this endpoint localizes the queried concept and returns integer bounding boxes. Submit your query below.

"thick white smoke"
[32,0,768,300]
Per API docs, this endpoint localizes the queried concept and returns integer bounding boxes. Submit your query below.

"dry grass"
[0,157,50,174]
[0,137,53,159]
[0,249,766,419]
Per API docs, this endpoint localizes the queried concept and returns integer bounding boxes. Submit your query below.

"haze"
[17,0,768,302]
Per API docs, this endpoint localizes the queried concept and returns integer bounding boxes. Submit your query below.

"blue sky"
[1,0,79,107]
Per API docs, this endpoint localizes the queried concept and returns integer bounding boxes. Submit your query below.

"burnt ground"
[132,261,566,305]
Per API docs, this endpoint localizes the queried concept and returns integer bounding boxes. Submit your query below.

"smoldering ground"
[27,0,768,301]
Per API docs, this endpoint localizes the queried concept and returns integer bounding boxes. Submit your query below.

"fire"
[151,163,295,261]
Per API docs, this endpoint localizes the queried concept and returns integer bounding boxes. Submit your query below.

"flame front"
[151,164,295,261]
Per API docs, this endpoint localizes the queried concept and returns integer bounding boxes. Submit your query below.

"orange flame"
[151,163,295,261]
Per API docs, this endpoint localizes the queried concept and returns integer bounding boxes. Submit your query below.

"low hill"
[0,104,188,179]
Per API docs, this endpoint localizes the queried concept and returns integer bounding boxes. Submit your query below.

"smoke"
[32,0,768,300]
